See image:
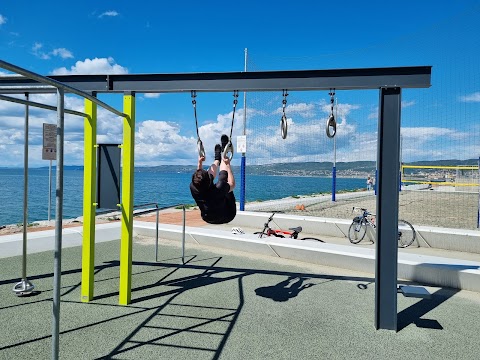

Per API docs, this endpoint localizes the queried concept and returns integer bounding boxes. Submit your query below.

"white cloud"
[402,100,415,108]
[51,57,128,75]
[459,92,480,102]
[32,42,50,59]
[99,11,119,18]
[0,14,7,25]
[401,126,467,140]
[400,126,473,162]
[144,93,161,99]
[274,102,317,118]
[0,86,475,167]
[135,120,196,165]
[32,43,74,60]
[52,48,74,59]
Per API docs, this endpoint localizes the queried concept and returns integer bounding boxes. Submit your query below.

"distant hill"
[30,159,479,177]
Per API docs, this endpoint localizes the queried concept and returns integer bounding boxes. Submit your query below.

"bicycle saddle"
[289,226,302,233]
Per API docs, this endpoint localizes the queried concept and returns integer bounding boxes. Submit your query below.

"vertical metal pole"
[13,94,35,296]
[182,205,186,264]
[22,93,29,280]
[119,92,135,305]
[155,205,159,262]
[332,97,337,202]
[81,97,97,302]
[240,48,247,211]
[375,87,401,331]
[48,160,52,221]
[477,157,480,229]
[52,87,65,360]
[399,135,403,192]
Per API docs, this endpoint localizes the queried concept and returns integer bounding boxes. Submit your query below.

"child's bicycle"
[348,207,416,248]
[254,212,303,239]
[254,212,324,243]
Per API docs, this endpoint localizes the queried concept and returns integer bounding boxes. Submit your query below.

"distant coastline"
[5,158,478,178]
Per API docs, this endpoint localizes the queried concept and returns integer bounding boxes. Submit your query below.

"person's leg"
[208,161,219,178]
[208,144,222,178]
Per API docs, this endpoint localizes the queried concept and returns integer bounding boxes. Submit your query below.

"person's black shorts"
[203,170,237,224]
[222,191,237,223]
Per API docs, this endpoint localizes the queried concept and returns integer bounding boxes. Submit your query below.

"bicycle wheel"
[348,220,367,244]
[397,220,416,248]
[299,237,325,243]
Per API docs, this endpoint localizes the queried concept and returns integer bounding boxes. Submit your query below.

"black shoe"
[214,144,221,162]
[221,134,229,151]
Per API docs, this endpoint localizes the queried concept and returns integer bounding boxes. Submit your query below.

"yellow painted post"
[119,93,135,305]
[81,97,97,302]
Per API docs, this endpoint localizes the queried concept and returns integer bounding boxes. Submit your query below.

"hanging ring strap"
[281,89,288,139]
[192,91,205,158]
[223,90,239,161]
[326,89,337,138]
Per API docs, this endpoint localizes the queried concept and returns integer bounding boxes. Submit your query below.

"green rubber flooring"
[1,236,479,360]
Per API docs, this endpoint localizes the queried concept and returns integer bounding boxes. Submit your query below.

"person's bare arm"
[222,157,235,192]
[197,156,205,170]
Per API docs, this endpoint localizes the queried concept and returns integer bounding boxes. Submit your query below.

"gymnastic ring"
[326,114,336,138]
[222,141,234,161]
[197,138,205,158]
[281,114,288,139]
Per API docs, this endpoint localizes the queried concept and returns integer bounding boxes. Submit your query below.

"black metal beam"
[0,66,432,94]
[375,87,402,330]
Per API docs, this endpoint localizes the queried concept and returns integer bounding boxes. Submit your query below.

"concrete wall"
[133,221,480,292]
[231,211,480,254]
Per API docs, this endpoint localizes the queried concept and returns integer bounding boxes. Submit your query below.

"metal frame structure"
[0,66,431,93]
[0,60,431,339]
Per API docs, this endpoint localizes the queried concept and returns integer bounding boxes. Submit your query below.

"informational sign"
[237,135,247,153]
[42,123,57,160]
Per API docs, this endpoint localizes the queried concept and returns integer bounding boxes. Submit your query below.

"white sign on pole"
[237,135,247,153]
[42,123,57,160]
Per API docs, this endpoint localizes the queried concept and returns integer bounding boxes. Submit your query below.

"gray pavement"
[1,236,480,359]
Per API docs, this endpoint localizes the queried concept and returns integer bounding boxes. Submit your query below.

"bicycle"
[348,207,416,248]
[254,212,303,239]
[254,212,324,242]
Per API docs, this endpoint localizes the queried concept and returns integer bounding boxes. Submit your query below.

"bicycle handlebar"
[352,207,374,216]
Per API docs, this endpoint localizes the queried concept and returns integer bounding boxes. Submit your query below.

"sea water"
[0,168,365,226]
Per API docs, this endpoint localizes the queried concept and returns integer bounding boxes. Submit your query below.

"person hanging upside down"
[190,134,237,224]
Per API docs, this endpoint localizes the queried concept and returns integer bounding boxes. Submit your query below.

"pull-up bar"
[0,65,431,94]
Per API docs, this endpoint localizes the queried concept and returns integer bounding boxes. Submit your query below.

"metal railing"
[96,202,187,264]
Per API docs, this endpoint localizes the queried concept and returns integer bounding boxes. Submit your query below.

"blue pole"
[332,165,336,201]
[477,157,480,228]
[240,155,246,211]
[399,170,402,192]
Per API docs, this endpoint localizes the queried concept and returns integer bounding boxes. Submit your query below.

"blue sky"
[1,0,480,167]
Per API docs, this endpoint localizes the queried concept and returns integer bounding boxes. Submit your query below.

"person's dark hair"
[192,169,211,192]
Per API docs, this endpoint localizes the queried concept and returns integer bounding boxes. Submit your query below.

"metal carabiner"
[281,114,288,139]
[197,138,205,158]
[222,140,234,162]
[326,114,336,138]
